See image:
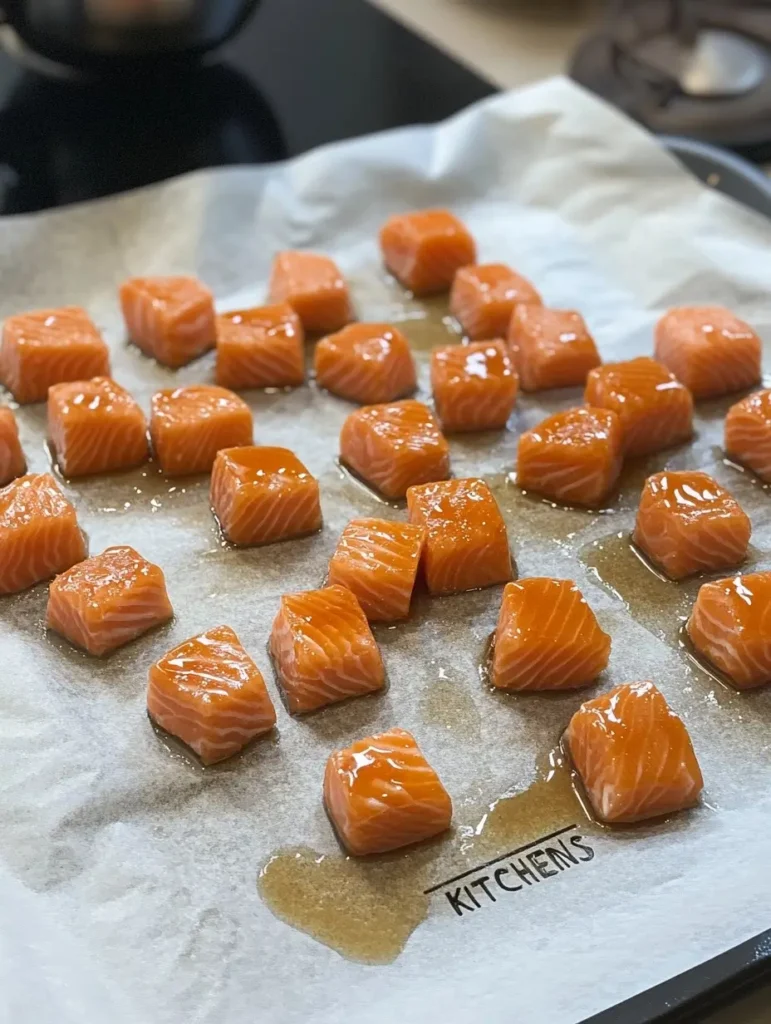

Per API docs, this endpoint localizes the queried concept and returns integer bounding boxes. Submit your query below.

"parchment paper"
[2,77,771,1024]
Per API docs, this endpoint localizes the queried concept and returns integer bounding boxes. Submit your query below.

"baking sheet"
[2,76,771,1024]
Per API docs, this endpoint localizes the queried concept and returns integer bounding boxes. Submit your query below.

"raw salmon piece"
[269,584,385,714]
[327,518,425,622]
[450,263,541,340]
[406,478,512,595]
[0,408,25,486]
[269,251,353,333]
[430,340,517,432]
[516,406,623,508]
[1,306,110,405]
[0,473,86,595]
[314,323,417,405]
[48,377,149,478]
[655,306,761,399]
[584,357,693,457]
[633,471,751,581]
[47,545,173,656]
[724,389,771,483]
[508,305,601,391]
[379,209,476,295]
[211,445,322,546]
[687,572,771,689]
[324,727,452,855]
[339,399,450,500]
[491,578,610,690]
[147,624,276,764]
[215,303,305,390]
[566,681,703,823]
[119,276,215,369]
[150,385,252,476]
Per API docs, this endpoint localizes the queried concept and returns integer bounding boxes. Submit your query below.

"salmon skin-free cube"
[324,728,452,855]
[379,209,476,296]
[1,306,110,405]
[0,408,25,486]
[724,389,771,483]
[314,323,416,405]
[269,584,385,714]
[120,276,216,369]
[47,545,173,656]
[147,624,277,764]
[150,385,253,476]
[48,377,149,478]
[508,305,601,391]
[407,477,512,595]
[430,340,517,432]
[215,303,305,390]
[211,445,322,547]
[655,306,761,399]
[450,263,541,341]
[269,251,353,333]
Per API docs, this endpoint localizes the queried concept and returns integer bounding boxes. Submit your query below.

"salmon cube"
[0,408,25,486]
[725,389,771,483]
[324,728,452,855]
[1,306,110,405]
[430,341,517,432]
[119,276,215,369]
[48,377,148,478]
[269,251,353,333]
[491,578,610,690]
[314,323,416,405]
[150,385,252,476]
[450,263,541,340]
[633,471,751,581]
[269,584,385,714]
[655,306,761,399]
[215,303,305,390]
[517,406,623,508]
[0,473,86,595]
[508,305,601,391]
[687,572,771,689]
[566,681,703,823]
[47,545,173,656]
[584,357,693,457]
[211,445,322,546]
[407,477,512,595]
[147,624,276,764]
[380,209,476,295]
[339,399,450,500]
[328,518,425,622]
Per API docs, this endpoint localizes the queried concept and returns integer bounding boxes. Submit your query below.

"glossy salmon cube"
[324,728,452,855]
[48,377,148,478]
[47,545,173,656]
[584,357,693,457]
[328,518,425,622]
[215,303,305,390]
[508,305,601,391]
[430,340,517,432]
[211,445,322,546]
[269,251,353,333]
[687,572,771,689]
[517,406,623,508]
[725,389,771,483]
[655,306,761,399]
[339,399,450,500]
[150,385,252,476]
[0,473,86,595]
[633,471,751,581]
[566,681,703,823]
[379,209,476,295]
[450,263,541,340]
[147,624,276,764]
[492,578,610,690]
[1,306,110,405]
[0,408,25,486]
[120,276,215,369]
[314,323,416,405]
[269,584,385,714]
[407,477,512,595]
